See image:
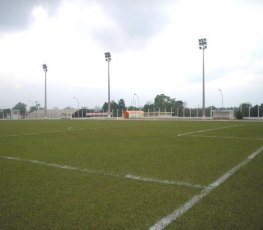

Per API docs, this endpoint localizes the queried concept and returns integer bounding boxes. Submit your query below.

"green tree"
[102,100,119,116]
[240,103,251,117]
[1,108,11,119]
[143,102,155,112]
[235,110,244,119]
[154,94,171,110]
[13,102,27,115]
[118,99,126,110]
[102,102,108,112]
[142,94,184,115]
[29,102,40,113]
[251,104,263,117]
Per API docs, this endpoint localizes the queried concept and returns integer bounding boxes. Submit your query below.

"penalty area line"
[149,145,263,230]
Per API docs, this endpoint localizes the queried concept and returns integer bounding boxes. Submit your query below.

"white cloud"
[0,0,262,109]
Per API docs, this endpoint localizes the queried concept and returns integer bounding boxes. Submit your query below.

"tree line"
[101,94,263,118]
[1,94,262,118]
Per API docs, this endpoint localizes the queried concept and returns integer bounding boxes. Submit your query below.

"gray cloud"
[92,0,174,51]
[0,0,174,50]
[0,0,61,32]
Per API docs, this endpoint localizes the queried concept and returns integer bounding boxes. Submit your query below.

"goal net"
[211,110,234,120]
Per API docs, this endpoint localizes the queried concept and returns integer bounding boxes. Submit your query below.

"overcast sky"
[0,0,262,110]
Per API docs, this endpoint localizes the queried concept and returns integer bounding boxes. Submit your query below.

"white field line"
[0,126,107,138]
[125,174,205,189]
[67,126,108,130]
[149,145,263,230]
[177,124,243,137]
[1,156,202,189]
[1,126,107,138]
[2,130,62,138]
[186,134,263,141]
[6,132,39,137]
[67,126,84,131]
[1,156,118,176]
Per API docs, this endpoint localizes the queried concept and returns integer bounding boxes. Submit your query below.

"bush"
[235,111,244,119]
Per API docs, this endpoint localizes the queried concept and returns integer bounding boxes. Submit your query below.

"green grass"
[0,120,262,229]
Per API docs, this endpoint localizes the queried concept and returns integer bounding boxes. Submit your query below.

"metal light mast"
[198,38,207,118]
[105,52,111,118]
[42,64,48,119]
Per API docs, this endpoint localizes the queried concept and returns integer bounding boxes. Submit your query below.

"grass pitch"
[0,120,262,229]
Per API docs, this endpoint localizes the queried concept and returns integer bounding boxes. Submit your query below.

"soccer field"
[1,120,262,229]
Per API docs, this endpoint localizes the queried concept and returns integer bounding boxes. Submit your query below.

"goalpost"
[211,110,234,120]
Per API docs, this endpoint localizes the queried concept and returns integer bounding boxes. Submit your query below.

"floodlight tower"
[73,96,80,118]
[105,52,111,118]
[198,38,207,118]
[73,96,79,109]
[219,89,223,110]
[134,93,140,110]
[42,64,48,119]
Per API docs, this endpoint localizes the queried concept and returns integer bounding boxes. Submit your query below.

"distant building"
[123,110,144,119]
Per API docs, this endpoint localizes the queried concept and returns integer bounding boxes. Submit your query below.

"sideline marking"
[1,156,202,189]
[149,145,263,230]
[177,124,243,137]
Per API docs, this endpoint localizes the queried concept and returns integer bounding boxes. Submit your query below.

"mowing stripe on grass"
[1,156,202,189]
[149,145,263,230]
[177,124,243,137]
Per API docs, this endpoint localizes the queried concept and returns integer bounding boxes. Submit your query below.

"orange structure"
[122,110,144,119]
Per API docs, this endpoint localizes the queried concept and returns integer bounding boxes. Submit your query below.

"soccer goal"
[211,110,234,120]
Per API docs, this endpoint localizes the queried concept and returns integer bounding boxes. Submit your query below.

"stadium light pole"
[42,64,48,119]
[134,93,140,110]
[218,89,223,110]
[73,97,79,109]
[105,52,111,118]
[73,97,80,118]
[199,38,207,118]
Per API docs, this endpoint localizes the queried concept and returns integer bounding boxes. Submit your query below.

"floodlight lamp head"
[198,38,207,49]
[104,52,111,61]
[42,64,47,72]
